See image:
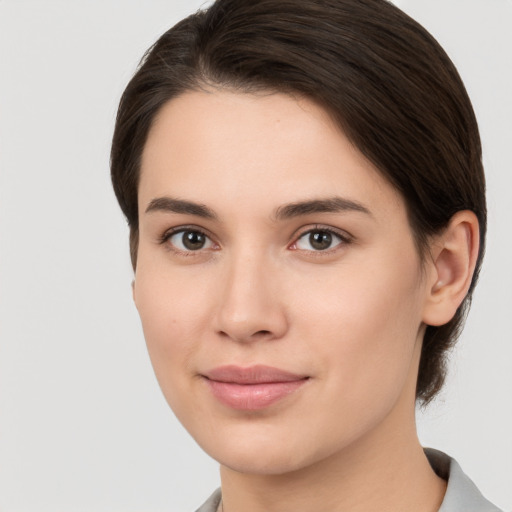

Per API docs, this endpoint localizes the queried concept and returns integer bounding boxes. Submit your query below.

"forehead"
[139,90,404,220]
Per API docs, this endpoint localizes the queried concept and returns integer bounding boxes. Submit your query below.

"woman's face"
[134,90,434,474]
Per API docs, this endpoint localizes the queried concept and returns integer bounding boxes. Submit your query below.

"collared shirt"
[425,448,503,512]
[195,449,503,512]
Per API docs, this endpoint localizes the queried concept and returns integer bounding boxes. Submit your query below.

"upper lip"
[203,365,308,384]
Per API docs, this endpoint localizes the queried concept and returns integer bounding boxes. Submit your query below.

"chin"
[218,448,312,476]
[193,425,331,476]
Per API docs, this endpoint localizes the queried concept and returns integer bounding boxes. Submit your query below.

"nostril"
[253,330,272,337]
[217,329,273,342]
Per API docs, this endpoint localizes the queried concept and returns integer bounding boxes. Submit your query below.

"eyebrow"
[145,197,218,219]
[273,196,372,220]
[144,195,372,221]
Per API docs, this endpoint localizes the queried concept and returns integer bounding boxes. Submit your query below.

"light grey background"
[0,1,510,511]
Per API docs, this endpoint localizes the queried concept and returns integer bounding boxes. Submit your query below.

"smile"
[202,365,310,410]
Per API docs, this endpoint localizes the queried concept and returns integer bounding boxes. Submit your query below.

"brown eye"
[169,230,213,251]
[295,229,344,251]
[309,231,333,250]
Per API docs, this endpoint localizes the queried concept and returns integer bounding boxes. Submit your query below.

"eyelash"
[158,224,353,255]
[159,225,218,256]
[290,225,353,253]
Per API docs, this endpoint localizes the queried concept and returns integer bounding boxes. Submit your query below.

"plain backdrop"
[0,1,510,511]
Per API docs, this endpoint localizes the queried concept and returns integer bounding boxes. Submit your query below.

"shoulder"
[425,448,503,512]
[195,488,222,512]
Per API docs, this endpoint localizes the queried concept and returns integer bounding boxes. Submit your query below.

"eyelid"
[157,223,352,254]
[288,224,354,251]
[159,225,219,253]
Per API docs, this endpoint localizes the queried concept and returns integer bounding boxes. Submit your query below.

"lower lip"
[205,379,308,410]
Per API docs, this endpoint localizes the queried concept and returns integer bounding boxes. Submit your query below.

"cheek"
[133,262,213,396]
[295,253,424,401]
[135,247,215,333]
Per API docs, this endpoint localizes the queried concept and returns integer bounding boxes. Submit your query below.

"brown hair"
[111,0,486,404]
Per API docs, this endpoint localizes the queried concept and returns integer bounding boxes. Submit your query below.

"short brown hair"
[111,0,486,404]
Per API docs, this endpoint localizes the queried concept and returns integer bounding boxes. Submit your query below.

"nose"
[214,252,289,343]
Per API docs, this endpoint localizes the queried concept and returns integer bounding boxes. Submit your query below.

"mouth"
[202,365,310,411]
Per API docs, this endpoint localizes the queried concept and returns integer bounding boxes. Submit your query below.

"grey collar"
[425,448,502,512]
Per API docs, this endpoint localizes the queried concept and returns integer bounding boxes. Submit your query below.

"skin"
[133,90,479,512]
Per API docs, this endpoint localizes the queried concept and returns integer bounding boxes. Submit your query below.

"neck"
[220,430,445,512]
[221,420,445,512]
[219,341,446,512]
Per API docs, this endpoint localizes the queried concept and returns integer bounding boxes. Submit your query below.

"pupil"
[310,231,332,250]
[183,231,205,250]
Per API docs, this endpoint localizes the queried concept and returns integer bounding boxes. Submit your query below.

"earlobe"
[422,211,480,327]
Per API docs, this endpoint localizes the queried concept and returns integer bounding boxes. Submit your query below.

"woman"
[110,0,502,510]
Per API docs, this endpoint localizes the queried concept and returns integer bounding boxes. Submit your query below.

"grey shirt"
[195,449,503,512]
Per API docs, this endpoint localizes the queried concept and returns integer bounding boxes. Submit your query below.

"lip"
[202,365,309,410]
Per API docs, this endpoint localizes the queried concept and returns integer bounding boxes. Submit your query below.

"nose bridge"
[215,245,287,342]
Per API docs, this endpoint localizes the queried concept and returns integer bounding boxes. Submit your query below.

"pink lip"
[203,365,309,410]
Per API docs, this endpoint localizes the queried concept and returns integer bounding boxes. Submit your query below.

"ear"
[422,211,480,326]
[131,279,138,308]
